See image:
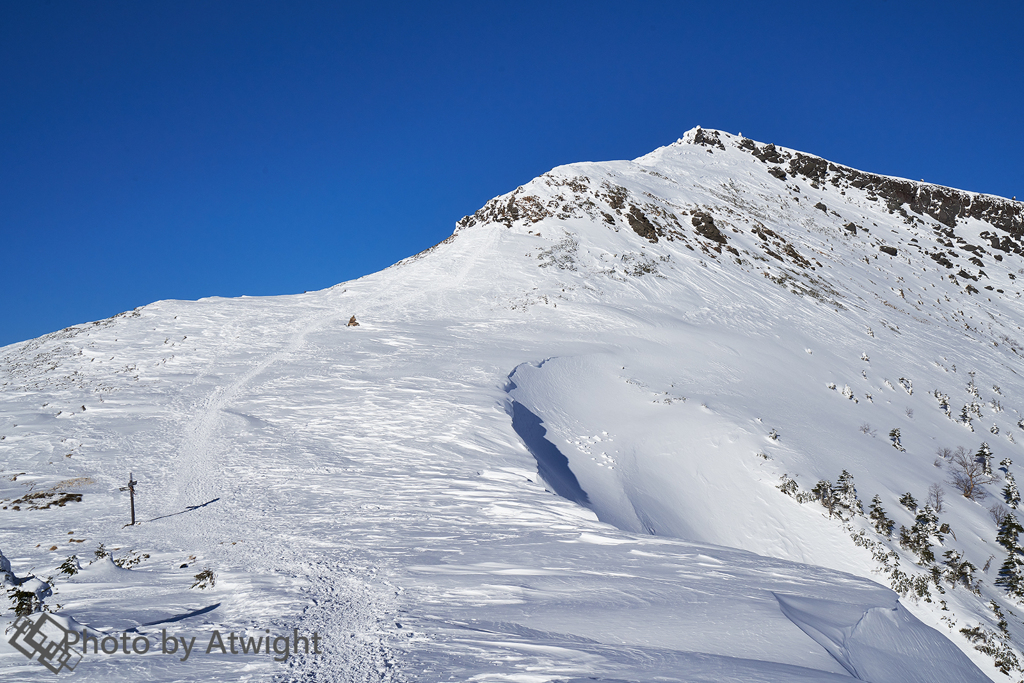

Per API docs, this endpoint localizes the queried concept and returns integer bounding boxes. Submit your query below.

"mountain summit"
[2,129,1023,681]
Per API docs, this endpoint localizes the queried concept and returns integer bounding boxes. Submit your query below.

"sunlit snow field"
[3,129,1021,681]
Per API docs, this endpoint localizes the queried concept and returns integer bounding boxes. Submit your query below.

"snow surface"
[2,127,1022,680]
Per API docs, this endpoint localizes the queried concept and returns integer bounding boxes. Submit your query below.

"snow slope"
[3,127,1024,681]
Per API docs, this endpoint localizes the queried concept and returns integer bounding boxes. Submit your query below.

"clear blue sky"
[2,1,1022,346]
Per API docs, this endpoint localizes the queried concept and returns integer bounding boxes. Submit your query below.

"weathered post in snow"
[120,473,138,526]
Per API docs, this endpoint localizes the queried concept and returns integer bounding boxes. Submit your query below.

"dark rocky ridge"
[728,135,1024,254]
[453,129,1020,310]
[691,127,726,151]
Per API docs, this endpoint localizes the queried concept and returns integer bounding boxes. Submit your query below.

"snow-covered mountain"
[3,127,1024,681]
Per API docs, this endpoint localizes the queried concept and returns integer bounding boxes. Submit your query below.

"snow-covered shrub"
[806,472,863,520]
[848,528,933,602]
[970,400,984,418]
[889,428,905,451]
[191,568,215,590]
[959,621,1021,675]
[8,587,39,616]
[933,390,951,418]
[899,492,918,511]
[941,550,978,592]
[113,550,150,569]
[967,372,980,398]
[777,474,799,497]
[58,555,79,577]
[810,480,839,518]
[5,577,52,616]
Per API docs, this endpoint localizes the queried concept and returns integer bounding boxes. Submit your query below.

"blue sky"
[2,1,1022,346]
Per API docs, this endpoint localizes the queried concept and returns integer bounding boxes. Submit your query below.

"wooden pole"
[119,473,138,527]
[127,473,137,526]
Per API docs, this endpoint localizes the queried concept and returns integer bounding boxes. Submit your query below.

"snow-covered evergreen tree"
[889,428,905,452]
[933,389,951,418]
[899,505,941,565]
[960,405,974,431]
[810,479,838,518]
[995,513,1024,597]
[834,470,863,515]
[868,494,895,538]
[942,549,977,591]
[1004,473,1020,510]
[978,442,994,477]
[918,505,945,540]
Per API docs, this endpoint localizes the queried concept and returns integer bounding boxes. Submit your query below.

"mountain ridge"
[3,129,1024,681]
